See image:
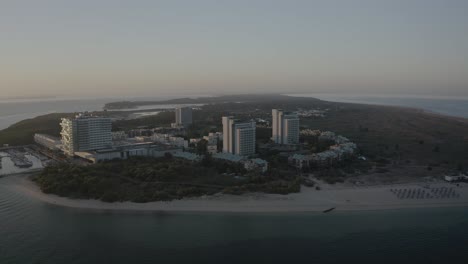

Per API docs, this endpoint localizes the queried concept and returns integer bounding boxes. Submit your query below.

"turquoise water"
[1,176,468,264]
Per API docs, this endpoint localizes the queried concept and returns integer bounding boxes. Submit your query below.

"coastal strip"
[5,174,468,213]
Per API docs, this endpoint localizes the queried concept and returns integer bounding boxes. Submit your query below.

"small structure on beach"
[444,173,468,182]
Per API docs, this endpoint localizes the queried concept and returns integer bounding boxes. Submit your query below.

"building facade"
[174,107,193,127]
[271,109,300,145]
[222,116,256,156]
[60,114,112,156]
[34,134,62,150]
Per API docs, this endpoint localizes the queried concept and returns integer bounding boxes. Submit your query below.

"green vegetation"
[112,111,174,131]
[33,157,301,202]
[300,103,468,167]
[0,113,72,146]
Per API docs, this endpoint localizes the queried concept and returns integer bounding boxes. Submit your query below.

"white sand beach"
[5,174,468,213]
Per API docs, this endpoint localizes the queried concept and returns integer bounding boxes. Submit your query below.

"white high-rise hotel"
[175,107,193,127]
[60,113,112,156]
[222,117,256,156]
[271,109,299,145]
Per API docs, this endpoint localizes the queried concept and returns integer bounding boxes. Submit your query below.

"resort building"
[271,109,300,145]
[151,133,189,148]
[222,116,256,156]
[34,134,62,151]
[60,113,112,156]
[444,173,468,182]
[288,142,357,169]
[172,107,192,128]
[74,143,182,163]
[203,132,223,145]
[172,151,202,162]
[112,131,128,141]
[243,158,269,173]
[212,152,268,173]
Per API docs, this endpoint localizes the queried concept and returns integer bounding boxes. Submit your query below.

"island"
[1,94,468,212]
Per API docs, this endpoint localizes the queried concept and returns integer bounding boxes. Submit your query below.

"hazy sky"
[1,0,467,98]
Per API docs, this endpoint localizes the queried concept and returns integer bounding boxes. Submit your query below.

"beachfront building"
[288,142,357,169]
[203,132,223,145]
[243,158,269,173]
[172,151,202,162]
[34,133,62,151]
[444,173,468,182]
[172,107,192,128]
[74,143,182,163]
[60,113,112,156]
[271,109,300,145]
[151,133,189,148]
[112,131,128,141]
[222,117,256,156]
[213,153,268,173]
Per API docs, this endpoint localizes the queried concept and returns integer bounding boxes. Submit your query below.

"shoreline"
[4,174,468,213]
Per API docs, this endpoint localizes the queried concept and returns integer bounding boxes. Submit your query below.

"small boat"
[323,207,336,213]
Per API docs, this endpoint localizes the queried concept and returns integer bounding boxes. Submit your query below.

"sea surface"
[0,97,203,130]
[1,95,468,263]
[0,98,114,130]
[1,95,467,130]
[288,93,468,118]
[0,176,467,264]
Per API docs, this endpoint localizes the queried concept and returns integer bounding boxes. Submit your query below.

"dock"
[2,148,33,169]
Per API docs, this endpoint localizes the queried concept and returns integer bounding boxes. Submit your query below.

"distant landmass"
[103,94,321,110]
[2,94,468,169]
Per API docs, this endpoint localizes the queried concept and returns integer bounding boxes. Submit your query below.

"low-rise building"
[318,131,336,142]
[288,141,357,169]
[243,158,268,173]
[212,153,268,173]
[34,134,62,150]
[444,173,468,182]
[134,136,153,143]
[213,152,245,163]
[300,129,322,137]
[288,154,314,170]
[190,138,202,144]
[75,143,182,163]
[112,131,128,141]
[207,145,218,154]
[172,151,202,162]
[127,129,153,138]
[152,133,188,148]
[203,132,223,145]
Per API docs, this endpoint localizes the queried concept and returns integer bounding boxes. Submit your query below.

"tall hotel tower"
[173,107,193,127]
[60,113,112,156]
[271,109,300,145]
[222,117,256,156]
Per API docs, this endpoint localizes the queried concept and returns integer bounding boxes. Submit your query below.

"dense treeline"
[0,113,73,146]
[112,111,174,131]
[33,156,301,203]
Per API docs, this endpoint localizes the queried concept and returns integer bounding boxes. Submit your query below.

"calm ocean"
[288,94,468,118]
[0,176,467,264]
[1,95,468,263]
[0,96,207,130]
[1,95,467,130]
[0,98,113,130]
